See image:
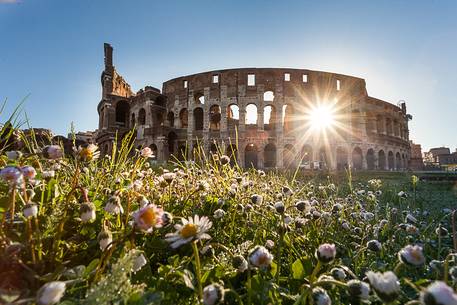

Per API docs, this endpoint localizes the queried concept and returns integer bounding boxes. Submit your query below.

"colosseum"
[96,43,412,170]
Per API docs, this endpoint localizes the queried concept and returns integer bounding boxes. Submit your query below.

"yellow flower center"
[80,148,93,161]
[180,223,198,238]
[140,208,156,226]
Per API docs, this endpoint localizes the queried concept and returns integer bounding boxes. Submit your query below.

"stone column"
[258,106,264,131]
[362,148,368,170]
[239,105,246,133]
[157,136,167,162]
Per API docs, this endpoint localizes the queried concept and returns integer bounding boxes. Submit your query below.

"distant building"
[71,130,97,144]
[409,140,423,171]
[424,146,457,171]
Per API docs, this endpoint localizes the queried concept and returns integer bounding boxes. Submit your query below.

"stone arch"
[226,143,238,166]
[336,147,348,170]
[149,143,158,160]
[319,146,330,168]
[301,145,313,163]
[263,90,274,102]
[402,153,406,170]
[395,152,401,170]
[155,96,166,107]
[167,111,175,127]
[264,143,277,168]
[245,143,258,168]
[194,107,204,131]
[245,104,258,126]
[376,115,384,134]
[282,104,294,134]
[168,131,177,155]
[131,113,136,127]
[386,118,393,136]
[177,144,188,161]
[209,105,221,131]
[284,144,296,169]
[366,148,375,170]
[378,150,386,170]
[227,104,239,128]
[388,151,395,170]
[263,105,276,131]
[352,147,363,170]
[138,108,146,125]
[179,108,188,129]
[195,92,205,105]
[115,100,129,127]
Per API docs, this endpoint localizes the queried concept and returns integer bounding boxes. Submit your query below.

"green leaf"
[291,258,304,279]
[82,258,100,279]
[182,269,195,290]
[270,261,278,277]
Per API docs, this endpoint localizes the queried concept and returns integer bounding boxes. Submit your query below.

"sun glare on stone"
[309,104,335,130]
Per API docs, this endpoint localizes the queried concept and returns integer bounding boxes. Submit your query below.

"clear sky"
[0,0,456,151]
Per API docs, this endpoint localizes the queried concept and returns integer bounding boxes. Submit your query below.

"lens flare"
[309,104,335,130]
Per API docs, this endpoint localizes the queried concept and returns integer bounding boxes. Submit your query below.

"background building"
[97,44,412,170]
[409,140,424,171]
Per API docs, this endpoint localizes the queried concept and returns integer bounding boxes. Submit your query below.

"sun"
[309,104,335,130]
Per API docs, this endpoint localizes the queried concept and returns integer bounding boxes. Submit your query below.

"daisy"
[140,147,153,158]
[420,281,457,305]
[104,195,124,214]
[366,271,400,303]
[165,215,212,248]
[36,281,66,305]
[347,279,370,301]
[42,145,63,160]
[0,166,24,186]
[80,202,96,223]
[249,246,273,268]
[398,245,425,266]
[78,144,100,161]
[202,283,225,305]
[316,243,336,264]
[132,204,164,233]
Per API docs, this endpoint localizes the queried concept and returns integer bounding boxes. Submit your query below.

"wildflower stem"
[191,240,203,302]
[309,260,321,283]
[9,188,16,225]
[276,216,285,283]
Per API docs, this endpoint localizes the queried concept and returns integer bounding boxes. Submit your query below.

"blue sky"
[0,0,456,151]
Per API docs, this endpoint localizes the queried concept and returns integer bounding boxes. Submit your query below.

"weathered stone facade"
[96,43,412,170]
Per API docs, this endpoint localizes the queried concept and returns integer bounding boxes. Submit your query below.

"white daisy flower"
[312,287,331,305]
[398,245,425,266]
[132,204,164,233]
[366,271,400,303]
[347,279,370,300]
[165,215,212,248]
[23,202,38,218]
[36,281,66,305]
[97,230,112,251]
[104,195,123,214]
[202,283,225,305]
[420,281,457,305]
[316,243,336,264]
[249,245,273,268]
[80,202,96,223]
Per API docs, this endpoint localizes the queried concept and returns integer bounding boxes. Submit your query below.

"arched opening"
[155,96,166,107]
[319,147,329,169]
[301,145,312,164]
[209,143,218,155]
[245,143,258,168]
[115,101,130,127]
[388,151,395,170]
[227,104,239,128]
[209,105,221,131]
[336,147,348,170]
[366,149,375,170]
[226,144,238,166]
[168,132,177,156]
[352,147,363,170]
[376,115,384,134]
[386,118,392,136]
[378,150,386,170]
[264,143,277,168]
[179,109,188,129]
[195,93,205,105]
[138,108,146,125]
[149,144,158,160]
[153,111,164,129]
[178,144,188,161]
[167,111,175,128]
[395,152,401,170]
[245,104,258,127]
[263,91,274,102]
[282,104,294,134]
[194,107,204,131]
[284,144,296,169]
[263,105,276,131]
[131,113,136,127]
[351,109,361,139]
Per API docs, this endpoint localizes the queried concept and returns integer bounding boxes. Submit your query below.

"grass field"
[1,138,457,304]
